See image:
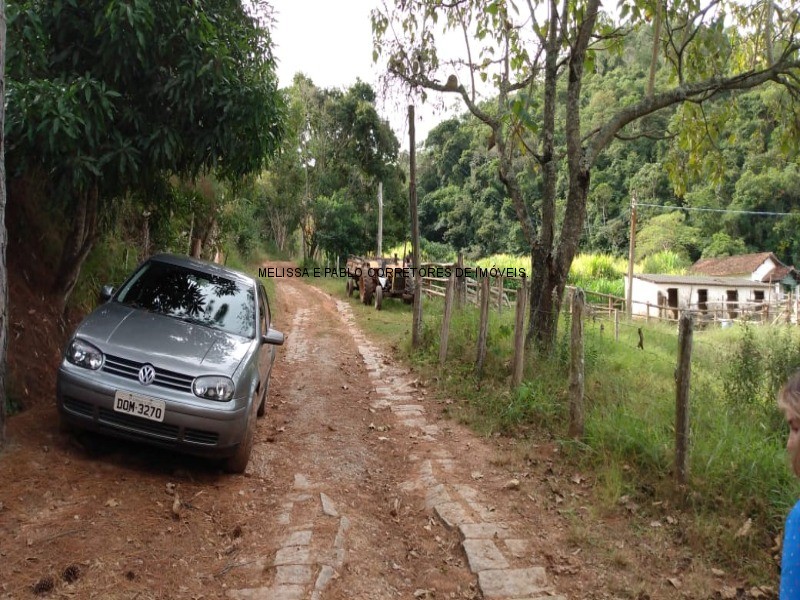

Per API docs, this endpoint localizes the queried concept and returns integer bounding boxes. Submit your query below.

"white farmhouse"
[624,252,800,321]
[624,274,773,320]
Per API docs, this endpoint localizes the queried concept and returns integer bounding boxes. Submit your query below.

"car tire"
[224,405,256,474]
[58,412,76,435]
[256,380,270,417]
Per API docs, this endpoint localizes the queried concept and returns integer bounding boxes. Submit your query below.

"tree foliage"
[373,0,800,351]
[6,0,285,303]
[261,75,406,262]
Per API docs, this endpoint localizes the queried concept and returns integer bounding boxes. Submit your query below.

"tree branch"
[457,5,476,104]
[388,66,498,128]
[586,56,800,168]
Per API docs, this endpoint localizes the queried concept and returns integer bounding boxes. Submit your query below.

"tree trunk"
[266,204,289,252]
[526,0,561,353]
[53,186,100,312]
[202,217,218,261]
[0,0,8,449]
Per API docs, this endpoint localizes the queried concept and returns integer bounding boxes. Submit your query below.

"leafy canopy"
[6,0,285,199]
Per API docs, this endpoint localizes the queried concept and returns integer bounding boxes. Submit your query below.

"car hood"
[75,302,253,376]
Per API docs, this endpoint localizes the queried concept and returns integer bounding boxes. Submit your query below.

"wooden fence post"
[512,275,528,387]
[476,277,490,379]
[675,313,693,487]
[409,106,423,348]
[568,289,585,439]
[496,276,504,313]
[439,272,456,365]
[456,252,465,310]
[614,309,619,342]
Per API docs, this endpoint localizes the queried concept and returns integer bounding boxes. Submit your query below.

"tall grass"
[568,253,627,297]
[323,273,799,575]
[385,240,456,263]
[638,250,690,274]
[475,254,529,272]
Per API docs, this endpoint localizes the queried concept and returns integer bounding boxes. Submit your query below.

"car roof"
[148,253,256,286]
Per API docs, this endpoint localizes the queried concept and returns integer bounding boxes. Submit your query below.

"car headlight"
[192,376,235,401]
[65,338,104,370]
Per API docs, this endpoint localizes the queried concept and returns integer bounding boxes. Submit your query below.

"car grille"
[102,354,194,393]
[64,398,219,447]
[184,428,220,445]
[99,408,180,440]
[63,397,95,417]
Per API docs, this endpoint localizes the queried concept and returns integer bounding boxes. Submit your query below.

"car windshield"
[115,261,256,338]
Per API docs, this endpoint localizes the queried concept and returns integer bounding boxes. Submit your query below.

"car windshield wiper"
[173,314,210,327]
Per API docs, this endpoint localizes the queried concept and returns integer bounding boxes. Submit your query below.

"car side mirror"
[99,284,115,303]
[262,328,285,346]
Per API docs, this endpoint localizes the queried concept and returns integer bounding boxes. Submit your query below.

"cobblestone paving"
[229,286,565,600]
[336,300,565,600]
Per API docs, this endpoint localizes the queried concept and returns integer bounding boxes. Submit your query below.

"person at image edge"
[778,371,800,598]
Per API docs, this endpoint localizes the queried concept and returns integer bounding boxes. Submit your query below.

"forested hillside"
[410,25,800,269]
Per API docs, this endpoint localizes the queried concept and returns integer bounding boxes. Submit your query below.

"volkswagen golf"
[57,253,284,473]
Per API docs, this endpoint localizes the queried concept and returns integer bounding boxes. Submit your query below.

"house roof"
[689,252,781,278]
[769,264,800,282]
[632,274,771,288]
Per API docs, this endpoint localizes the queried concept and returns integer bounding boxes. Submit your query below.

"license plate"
[113,391,166,422]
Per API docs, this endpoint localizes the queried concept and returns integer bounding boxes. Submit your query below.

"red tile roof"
[690,252,780,277]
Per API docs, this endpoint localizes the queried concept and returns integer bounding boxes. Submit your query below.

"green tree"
[373,0,800,351]
[417,113,523,257]
[635,211,700,260]
[313,192,367,259]
[702,232,748,258]
[274,76,404,262]
[6,0,284,306]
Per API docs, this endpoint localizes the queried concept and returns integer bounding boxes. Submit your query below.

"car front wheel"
[223,404,256,474]
[256,379,270,417]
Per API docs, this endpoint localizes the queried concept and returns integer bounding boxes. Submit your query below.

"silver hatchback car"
[57,253,284,472]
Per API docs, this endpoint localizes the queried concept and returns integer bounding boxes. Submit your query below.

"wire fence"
[426,270,787,491]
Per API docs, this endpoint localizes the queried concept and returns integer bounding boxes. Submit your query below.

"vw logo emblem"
[138,364,156,385]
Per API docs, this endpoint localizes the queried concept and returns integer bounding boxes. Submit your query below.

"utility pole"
[626,193,637,319]
[377,181,383,257]
[409,106,423,348]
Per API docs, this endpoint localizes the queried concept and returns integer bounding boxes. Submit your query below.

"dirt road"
[0,274,564,600]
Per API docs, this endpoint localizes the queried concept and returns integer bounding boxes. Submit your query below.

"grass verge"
[307,274,799,584]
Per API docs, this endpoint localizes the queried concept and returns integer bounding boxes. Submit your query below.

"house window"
[754,290,765,315]
[727,290,739,319]
[667,288,678,308]
[698,289,708,312]
[667,288,679,319]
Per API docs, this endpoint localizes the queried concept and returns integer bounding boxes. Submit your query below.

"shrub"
[638,250,690,275]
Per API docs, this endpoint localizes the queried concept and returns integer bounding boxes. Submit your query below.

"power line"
[636,202,797,217]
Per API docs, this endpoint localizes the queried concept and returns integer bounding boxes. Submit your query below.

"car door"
[257,285,274,384]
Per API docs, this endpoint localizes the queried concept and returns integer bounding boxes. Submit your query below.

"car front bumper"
[57,362,250,458]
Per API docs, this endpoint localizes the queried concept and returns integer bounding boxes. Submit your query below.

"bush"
[638,250,689,275]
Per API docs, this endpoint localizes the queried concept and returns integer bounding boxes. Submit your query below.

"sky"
[267,0,462,150]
